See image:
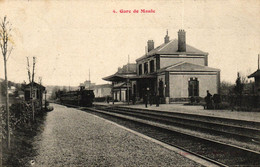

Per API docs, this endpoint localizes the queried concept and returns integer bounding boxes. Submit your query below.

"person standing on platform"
[205,90,212,109]
[156,94,160,107]
[106,96,109,104]
[144,92,148,108]
[132,94,136,105]
[149,92,154,106]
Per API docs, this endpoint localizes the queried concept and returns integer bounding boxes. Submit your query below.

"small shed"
[24,82,46,101]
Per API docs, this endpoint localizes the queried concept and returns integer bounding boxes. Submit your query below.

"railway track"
[83,104,260,166]
[95,105,260,143]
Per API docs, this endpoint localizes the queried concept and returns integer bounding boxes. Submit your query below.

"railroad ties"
[83,104,260,166]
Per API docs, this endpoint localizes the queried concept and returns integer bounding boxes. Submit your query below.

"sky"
[0,0,259,86]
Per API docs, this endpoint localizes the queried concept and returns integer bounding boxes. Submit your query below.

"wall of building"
[169,73,218,98]
[137,56,156,75]
[93,87,111,98]
[103,87,111,97]
[160,56,205,69]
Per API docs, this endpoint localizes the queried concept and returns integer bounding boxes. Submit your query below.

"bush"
[1,101,47,166]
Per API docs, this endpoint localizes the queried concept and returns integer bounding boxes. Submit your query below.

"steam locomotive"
[60,89,95,107]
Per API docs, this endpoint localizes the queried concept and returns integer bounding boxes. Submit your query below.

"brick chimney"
[178,29,186,52]
[164,30,170,44]
[147,40,154,52]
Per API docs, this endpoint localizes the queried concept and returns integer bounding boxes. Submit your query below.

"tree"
[62,86,67,93]
[219,81,234,95]
[234,72,244,95]
[27,57,36,121]
[0,16,13,149]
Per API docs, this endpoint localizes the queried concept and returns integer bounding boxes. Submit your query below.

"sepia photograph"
[0,0,260,166]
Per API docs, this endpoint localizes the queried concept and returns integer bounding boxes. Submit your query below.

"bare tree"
[27,57,36,121]
[0,16,13,149]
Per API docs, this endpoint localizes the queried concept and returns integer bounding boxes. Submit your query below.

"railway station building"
[248,56,260,95]
[104,29,220,103]
[103,63,136,102]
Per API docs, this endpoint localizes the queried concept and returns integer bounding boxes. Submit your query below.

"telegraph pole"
[32,57,36,121]
[258,54,260,70]
[127,55,130,105]
[89,68,90,90]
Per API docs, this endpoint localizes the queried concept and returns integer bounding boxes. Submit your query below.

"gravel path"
[32,104,200,167]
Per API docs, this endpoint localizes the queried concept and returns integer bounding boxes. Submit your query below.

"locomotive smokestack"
[178,29,186,52]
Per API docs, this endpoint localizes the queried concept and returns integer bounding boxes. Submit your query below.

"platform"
[31,103,203,166]
[94,102,260,122]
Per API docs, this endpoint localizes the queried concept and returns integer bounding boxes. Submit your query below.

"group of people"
[143,93,161,108]
[106,90,220,109]
[204,90,221,109]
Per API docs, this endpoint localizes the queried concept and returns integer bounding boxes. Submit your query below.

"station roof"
[103,73,137,81]
[103,63,137,82]
[136,39,208,61]
[158,62,220,73]
[248,70,260,78]
[113,82,131,88]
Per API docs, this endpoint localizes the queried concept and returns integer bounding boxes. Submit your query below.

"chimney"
[147,40,154,52]
[164,29,170,44]
[178,29,186,52]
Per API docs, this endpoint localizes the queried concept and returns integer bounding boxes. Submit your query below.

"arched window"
[188,78,199,97]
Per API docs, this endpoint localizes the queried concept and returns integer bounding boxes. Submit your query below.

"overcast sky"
[0,0,259,86]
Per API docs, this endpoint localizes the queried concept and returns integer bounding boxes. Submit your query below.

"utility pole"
[39,77,43,111]
[32,57,36,121]
[127,55,130,105]
[0,16,13,150]
[89,68,90,90]
[257,54,260,70]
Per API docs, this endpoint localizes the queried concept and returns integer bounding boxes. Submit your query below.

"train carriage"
[60,89,94,107]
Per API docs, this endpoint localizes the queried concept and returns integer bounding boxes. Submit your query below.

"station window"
[150,60,154,73]
[188,78,199,97]
[144,62,148,74]
[139,64,142,75]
